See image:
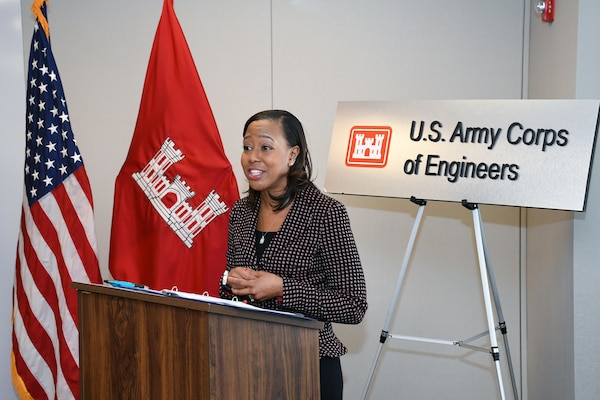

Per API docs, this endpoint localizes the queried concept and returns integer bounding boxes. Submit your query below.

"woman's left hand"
[226,267,283,302]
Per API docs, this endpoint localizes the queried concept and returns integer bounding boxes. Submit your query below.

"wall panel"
[9,1,527,399]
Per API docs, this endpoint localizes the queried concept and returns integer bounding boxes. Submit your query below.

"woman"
[220,109,367,400]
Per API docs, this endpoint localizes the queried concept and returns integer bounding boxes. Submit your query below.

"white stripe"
[19,220,74,399]
[13,299,55,400]
[55,362,71,400]
[35,193,81,363]
[21,195,76,397]
[43,175,95,285]
[15,226,56,400]
[63,172,99,262]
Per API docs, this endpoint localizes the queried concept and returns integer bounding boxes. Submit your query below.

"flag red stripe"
[15,194,93,398]
[13,258,52,400]
[28,200,82,396]
[73,164,95,208]
[72,168,101,282]
[18,204,79,398]
[29,200,79,325]
[52,170,101,283]
[11,344,47,400]
[19,211,61,370]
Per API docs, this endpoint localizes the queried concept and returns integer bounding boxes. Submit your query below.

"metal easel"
[361,197,519,400]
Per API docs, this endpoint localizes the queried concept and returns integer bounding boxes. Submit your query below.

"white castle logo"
[352,133,386,159]
[132,137,228,248]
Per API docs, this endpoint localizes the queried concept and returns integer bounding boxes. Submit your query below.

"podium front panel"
[74,283,321,399]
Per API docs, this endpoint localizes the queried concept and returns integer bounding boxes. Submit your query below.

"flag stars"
[46,141,57,153]
[71,152,82,163]
[23,18,90,206]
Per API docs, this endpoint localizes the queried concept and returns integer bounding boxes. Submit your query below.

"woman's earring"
[289,159,296,167]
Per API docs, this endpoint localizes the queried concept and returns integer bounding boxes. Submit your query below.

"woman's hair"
[243,109,313,210]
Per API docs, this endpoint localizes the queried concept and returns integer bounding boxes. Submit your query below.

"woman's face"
[241,119,299,197]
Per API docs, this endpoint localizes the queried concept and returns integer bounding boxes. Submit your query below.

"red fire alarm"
[536,0,555,22]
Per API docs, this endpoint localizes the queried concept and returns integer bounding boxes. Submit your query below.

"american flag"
[11,1,102,399]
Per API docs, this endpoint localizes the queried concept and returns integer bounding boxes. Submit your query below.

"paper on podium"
[161,289,311,320]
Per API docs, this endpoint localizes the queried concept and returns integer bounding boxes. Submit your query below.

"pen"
[104,280,148,289]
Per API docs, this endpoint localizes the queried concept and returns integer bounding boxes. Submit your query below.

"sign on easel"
[324,100,599,211]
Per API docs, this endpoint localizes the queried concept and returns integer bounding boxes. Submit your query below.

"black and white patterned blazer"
[221,183,368,358]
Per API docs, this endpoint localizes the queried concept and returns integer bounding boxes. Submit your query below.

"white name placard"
[324,100,599,211]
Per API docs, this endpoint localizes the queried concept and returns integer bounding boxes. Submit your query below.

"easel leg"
[361,197,427,400]
[465,201,507,400]
[474,206,520,400]
[362,199,519,400]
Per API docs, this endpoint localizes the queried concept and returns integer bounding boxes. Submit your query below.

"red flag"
[12,1,102,399]
[108,0,238,296]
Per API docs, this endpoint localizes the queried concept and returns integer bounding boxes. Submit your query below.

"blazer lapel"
[260,186,315,262]
[240,201,259,264]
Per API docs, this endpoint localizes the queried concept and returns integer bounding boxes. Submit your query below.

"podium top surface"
[73,282,323,330]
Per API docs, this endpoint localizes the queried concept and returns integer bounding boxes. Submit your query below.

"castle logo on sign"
[345,126,392,167]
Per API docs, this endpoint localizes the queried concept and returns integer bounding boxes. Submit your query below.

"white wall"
[573,0,600,398]
[0,0,25,398]
[4,1,529,399]
[527,3,578,399]
[527,1,600,399]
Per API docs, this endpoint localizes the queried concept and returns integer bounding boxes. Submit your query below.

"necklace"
[258,211,283,245]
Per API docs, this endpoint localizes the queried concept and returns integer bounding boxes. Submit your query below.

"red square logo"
[345,126,392,168]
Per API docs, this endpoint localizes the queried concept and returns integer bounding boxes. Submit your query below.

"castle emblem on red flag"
[132,138,228,248]
[345,126,392,168]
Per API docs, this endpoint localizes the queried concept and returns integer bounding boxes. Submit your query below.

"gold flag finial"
[31,0,50,38]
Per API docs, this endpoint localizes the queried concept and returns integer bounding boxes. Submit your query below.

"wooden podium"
[73,282,323,399]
